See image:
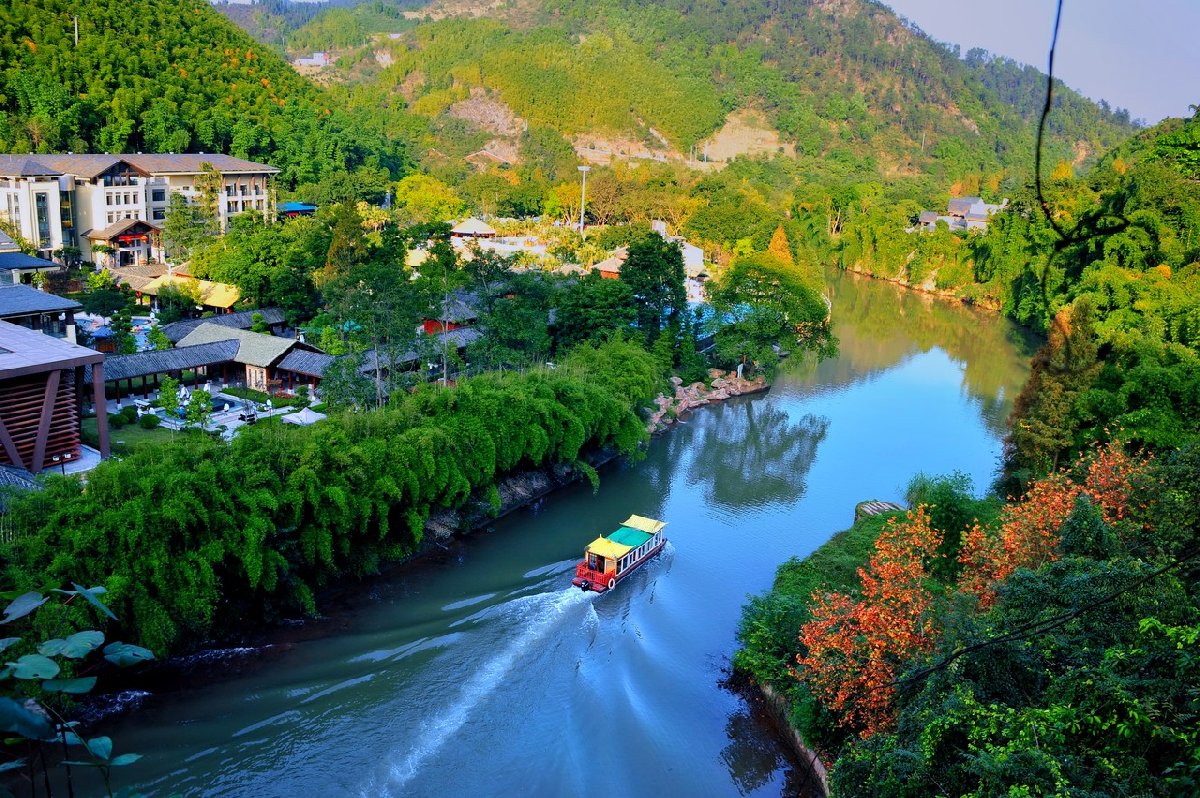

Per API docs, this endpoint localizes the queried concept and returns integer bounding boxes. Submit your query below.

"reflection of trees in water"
[780,270,1038,435]
[719,675,826,798]
[685,398,829,509]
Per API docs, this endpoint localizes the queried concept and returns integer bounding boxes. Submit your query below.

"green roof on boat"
[607,527,654,548]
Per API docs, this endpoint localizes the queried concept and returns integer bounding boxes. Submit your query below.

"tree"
[554,274,636,351]
[708,252,831,371]
[250,312,270,334]
[109,308,137,355]
[797,507,943,737]
[163,194,215,264]
[1006,298,1102,481]
[186,390,212,430]
[155,280,203,325]
[619,232,687,347]
[147,326,171,351]
[767,225,794,265]
[159,376,180,421]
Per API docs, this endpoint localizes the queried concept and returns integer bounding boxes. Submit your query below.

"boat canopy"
[622,515,666,535]
[608,527,654,548]
[587,536,632,560]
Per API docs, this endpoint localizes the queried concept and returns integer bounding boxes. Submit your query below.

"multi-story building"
[0,153,279,268]
[0,155,74,258]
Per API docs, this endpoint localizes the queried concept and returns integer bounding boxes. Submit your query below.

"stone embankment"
[647,368,770,433]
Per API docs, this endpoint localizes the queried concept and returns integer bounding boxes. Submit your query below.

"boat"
[571,515,667,592]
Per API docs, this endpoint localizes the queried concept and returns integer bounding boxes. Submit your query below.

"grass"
[82,416,178,455]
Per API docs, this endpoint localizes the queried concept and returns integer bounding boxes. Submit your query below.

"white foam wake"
[374,588,595,795]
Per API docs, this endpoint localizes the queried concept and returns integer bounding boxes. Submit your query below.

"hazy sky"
[882,0,1198,123]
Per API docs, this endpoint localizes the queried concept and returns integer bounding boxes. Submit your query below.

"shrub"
[138,414,162,429]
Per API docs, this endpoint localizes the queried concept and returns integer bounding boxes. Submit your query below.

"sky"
[882,0,1199,124]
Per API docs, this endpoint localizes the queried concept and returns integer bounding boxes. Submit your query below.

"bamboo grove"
[0,340,659,655]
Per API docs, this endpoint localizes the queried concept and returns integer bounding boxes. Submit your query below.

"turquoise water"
[91,271,1037,797]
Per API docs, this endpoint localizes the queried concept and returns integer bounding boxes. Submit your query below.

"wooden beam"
[0,414,24,470]
[30,369,61,473]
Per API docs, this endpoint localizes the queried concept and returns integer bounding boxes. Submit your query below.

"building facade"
[0,153,279,267]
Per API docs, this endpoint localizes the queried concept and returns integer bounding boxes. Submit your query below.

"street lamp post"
[577,165,591,238]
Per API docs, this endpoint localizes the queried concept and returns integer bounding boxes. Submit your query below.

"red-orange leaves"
[797,508,942,736]
[959,441,1149,608]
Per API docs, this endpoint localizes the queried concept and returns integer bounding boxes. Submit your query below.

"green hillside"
[298,0,1135,181]
[0,0,409,188]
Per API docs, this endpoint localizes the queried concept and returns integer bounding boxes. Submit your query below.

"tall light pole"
[577,165,591,238]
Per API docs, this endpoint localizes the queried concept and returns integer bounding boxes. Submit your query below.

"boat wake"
[373,588,596,796]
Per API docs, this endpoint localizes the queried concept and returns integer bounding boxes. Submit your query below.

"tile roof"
[33,153,279,179]
[276,349,335,378]
[0,155,62,177]
[0,231,17,252]
[160,308,286,344]
[89,340,240,383]
[84,218,161,241]
[140,275,241,309]
[176,323,295,368]
[0,285,81,317]
[0,251,58,272]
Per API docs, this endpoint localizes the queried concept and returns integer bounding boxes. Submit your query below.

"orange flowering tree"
[796,507,942,736]
[959,440,1149,607]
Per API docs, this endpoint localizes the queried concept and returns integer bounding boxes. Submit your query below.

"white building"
[0,156,74,259]
[0,153,279,268]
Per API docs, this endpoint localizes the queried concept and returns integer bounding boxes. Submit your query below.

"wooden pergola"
[0,321,109,471]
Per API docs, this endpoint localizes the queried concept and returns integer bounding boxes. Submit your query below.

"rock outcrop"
[646,369,770,433]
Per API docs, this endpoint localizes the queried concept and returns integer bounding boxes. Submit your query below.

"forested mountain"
[0,0,409,190]
[286,0,1136,182]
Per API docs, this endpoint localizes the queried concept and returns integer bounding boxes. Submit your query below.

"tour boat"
[572,515,667,592]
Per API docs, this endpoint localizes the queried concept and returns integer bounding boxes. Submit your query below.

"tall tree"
[619,232,687,347]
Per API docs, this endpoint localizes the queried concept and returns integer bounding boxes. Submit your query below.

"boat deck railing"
[574,563,609,584]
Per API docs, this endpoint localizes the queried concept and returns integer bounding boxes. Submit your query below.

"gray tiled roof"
[0,155,62,178]
[0,251,58,272]
[0,464,36,490]
[176,323,295,368]
[0,285,81,317]
[34,153,279,180]
[276,349,335,378]
[87,340,240,383]
[0,231,18,251]
[359,328,483,373]
[161,308,286,344]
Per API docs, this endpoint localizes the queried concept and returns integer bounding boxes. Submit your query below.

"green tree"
[186,390,212,430]
[708,252,831,371]
[619,232,687,347]
[554,274,636,351]
[158,375,180,421]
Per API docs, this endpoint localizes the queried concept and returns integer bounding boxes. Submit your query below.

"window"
[34,192,50,247]
[152,208,165,221]
[105,193,114,206]
[151,189,166,203]
[227,201,236,213]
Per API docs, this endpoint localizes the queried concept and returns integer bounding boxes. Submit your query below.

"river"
[92,271,1038,797]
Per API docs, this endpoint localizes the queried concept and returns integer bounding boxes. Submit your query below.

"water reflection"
[782,271,1037,437]
[683,399,830,510]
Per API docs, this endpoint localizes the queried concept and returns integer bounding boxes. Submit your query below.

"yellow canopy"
[142,275,242,309]
[586,536,632,560]
[622,515,666,535]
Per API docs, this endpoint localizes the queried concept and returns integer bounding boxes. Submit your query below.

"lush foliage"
[0,341,658,655]
[0,0,410,188]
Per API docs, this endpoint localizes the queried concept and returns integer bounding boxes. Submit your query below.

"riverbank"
[78,366,778,722]
[841,264,1003,313]
[733,505,903,790]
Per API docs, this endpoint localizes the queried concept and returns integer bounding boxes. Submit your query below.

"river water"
[95,271,1037,797]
